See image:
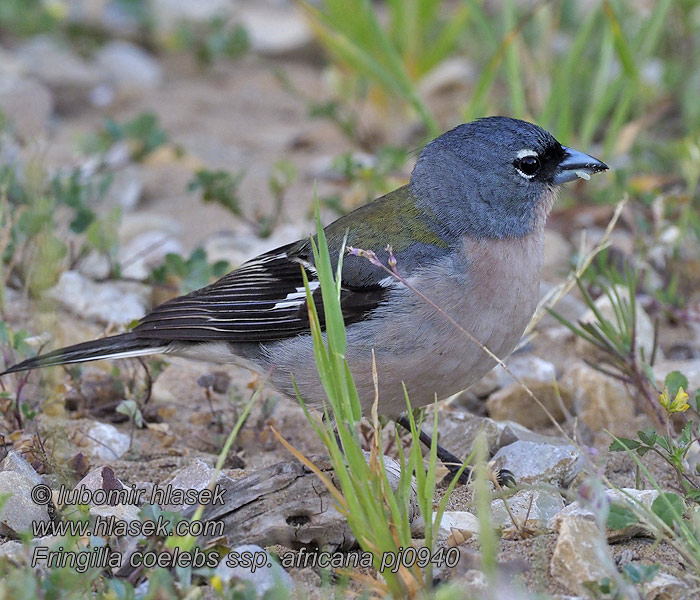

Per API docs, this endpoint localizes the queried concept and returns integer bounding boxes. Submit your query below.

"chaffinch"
[4,117,607,420]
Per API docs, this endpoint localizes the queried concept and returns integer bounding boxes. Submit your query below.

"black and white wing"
[132,242,390,344]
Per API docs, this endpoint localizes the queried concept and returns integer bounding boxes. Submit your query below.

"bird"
[3,117,607,445]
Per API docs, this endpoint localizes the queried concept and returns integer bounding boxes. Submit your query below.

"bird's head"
[410,116,608,239]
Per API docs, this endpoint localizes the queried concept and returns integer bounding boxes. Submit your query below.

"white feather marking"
[271,300,304,310]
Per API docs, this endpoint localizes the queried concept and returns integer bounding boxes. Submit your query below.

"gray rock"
[496,421,569,448]
[240,6,314,56]
[0,75,53,141]
[160,458,231,511]
[0,535,61,564]
[66,0,143,38]
[85,422,131,460]
[435,510,480,542]
[215,544,293,594]
[95,41,163,100]
[643,572,692,600]
[560,362,635,435]
[486,380,573,430]
[46,270,147,325]
[0,471,51,538]
[150,0,235,31]
[491,489,565,531]
[467,368,501,398]
[90,502,141,527]
[118,229,183,281]
[106,165,145,211]
[14,36,103,111]
[496,354,557,387]
[0,450,44,486]
[75,466,127,501]
[430,411,501,459]
[549,488,660,542]
[491,440,584,487]
[550,515,611,595]
[201,223,308,268]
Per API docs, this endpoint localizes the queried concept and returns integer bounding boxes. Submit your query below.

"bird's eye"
[514,155,541,178]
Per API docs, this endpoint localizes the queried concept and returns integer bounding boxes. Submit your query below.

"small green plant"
[609,370,700,501]
[148,248,230,295]
[550,266,664,424]
[188,169,245,216]
[583,563,661,600]
[81,112,169,162]
[189,164,295,238]
[169,17,249,67]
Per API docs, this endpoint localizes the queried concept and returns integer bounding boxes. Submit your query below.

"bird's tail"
[1,333,167,375]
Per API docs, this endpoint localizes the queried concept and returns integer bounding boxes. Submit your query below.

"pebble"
[0,468,51,538]
[95,41,163,100]
[0,75,53,141]
[643,571,691,600]
[496,354,557,387]
[14,35,103,111]
[550,515,611,595]
[66,0,143,37]
[74,466,127,504]
[435,510,480,542]
[491,440,584,487]
[160,458,230,511]
[118,229,184,281]
[215,544,294,594]
[150,0,236,31]
[240,6,314,57]
[77,421,131,460]
[486,380,573,430]
[46,270,147,325]
[490,489,565,531]
[548,488,660,542]
[560,362,635,435]
[428,411,501,459]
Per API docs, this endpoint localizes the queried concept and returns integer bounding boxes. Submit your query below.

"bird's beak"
[553,146,609,184]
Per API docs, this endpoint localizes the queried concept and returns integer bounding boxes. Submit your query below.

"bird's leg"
[394,415,514,487]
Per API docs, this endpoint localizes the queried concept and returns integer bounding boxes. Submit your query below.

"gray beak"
[553,146,609,184]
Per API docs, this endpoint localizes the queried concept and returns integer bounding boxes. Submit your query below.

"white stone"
[491,489,565,530]
[150,0,235,31]
[240,6,313,56]
[86,422,131,460]
[46,270,147,325]
[0,75,53,140]
[14,36,103,109]
[95,41,163,99]
[436,510,480,541]
[215,544,293,593]
[548,488,660,542]
[0,471,51,538]
[491,441,584,487]
[550,516,610,595]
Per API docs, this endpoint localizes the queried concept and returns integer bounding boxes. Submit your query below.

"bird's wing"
[132,241,393,343]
